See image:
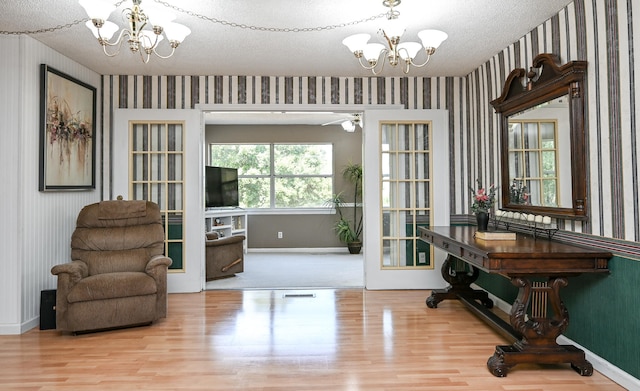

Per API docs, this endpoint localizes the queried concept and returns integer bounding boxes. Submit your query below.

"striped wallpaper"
[104,0,640,255]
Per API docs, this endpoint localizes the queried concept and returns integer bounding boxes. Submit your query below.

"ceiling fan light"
[342,120,356,132]
[342,34,371,53]
[397,41,422,60]
[85,20,119,40]
[417,29,448,50]
[362,43,385,61]
[79,0,116,21]
[163,22,191,43]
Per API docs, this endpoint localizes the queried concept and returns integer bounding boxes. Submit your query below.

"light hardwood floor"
[0,289,624,390]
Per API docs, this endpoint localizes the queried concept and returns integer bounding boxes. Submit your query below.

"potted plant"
[328,162,363,254]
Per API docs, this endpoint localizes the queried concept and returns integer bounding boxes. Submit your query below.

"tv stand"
[205,208,248,253]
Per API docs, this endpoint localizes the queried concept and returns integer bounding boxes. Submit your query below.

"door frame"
[362,109,450,290]
[112,108,203,293]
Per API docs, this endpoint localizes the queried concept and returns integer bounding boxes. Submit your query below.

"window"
[209,143,333,209]
[507,120,559,207]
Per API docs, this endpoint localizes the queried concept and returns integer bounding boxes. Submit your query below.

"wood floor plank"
[0,289,625,390]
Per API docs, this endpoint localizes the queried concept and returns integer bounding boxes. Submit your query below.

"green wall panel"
[475,255,640,379]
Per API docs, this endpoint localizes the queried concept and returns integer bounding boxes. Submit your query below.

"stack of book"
[474,230,516,241]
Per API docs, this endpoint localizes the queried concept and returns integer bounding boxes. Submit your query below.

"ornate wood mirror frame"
[491,53,588,220]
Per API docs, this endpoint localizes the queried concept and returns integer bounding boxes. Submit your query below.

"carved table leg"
[486,276,593,377]
[426,255,494,309]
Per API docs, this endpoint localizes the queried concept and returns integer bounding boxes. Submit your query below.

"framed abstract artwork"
[39,64,96,191]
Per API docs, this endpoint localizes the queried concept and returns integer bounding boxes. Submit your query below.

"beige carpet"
[205,251,364,290]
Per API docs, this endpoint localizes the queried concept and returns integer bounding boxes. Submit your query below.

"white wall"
[0,36,101,334]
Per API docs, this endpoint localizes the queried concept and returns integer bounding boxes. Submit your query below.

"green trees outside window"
[209,143,333,209]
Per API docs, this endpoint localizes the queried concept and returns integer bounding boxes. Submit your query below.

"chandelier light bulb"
[85,20,119,40]
[163,22,191,44]
[342,34,371,54]
[363,43,385,62]
[397,42,422,60]
[417,29,449,51]
[79,0,116,21]
[143,4,176,27]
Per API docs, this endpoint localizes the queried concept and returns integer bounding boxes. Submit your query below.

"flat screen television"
[205,166,239,208]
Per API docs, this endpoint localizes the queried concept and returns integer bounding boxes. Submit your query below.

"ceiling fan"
[321,113,363,132]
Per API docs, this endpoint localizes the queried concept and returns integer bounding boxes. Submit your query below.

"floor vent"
[283,293,316,298]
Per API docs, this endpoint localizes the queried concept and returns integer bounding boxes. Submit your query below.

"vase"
[347,241,362,254]
[476,211,489,232]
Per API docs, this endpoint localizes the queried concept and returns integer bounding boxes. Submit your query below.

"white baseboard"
[248,247,349,253]
[475,285,639,390]
[0,324,22,335]
[0,317,39,335]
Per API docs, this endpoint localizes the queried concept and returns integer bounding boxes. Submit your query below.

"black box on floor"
[40,289,56,330]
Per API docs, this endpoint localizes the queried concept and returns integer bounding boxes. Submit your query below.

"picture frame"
[39,64,97,191]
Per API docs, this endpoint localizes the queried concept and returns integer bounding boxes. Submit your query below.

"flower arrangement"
[470,179,497,214]
[509,179,529,205]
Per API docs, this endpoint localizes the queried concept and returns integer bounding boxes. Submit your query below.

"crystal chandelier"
[79,0,191,63]
[342,0,447,75]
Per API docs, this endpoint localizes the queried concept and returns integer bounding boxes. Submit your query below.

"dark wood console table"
[418,226,611,377]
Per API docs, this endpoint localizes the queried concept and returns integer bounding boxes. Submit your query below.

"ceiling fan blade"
[321,118,348,126]
[322,113,362,127]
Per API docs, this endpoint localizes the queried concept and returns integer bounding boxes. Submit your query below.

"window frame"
[208,142,335,213]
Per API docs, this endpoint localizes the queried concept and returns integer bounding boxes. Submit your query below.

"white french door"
[112,109,203,293]
[363,109,450,290]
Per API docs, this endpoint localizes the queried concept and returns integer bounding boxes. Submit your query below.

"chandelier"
[79,0,191,63]
[342,0,447,75]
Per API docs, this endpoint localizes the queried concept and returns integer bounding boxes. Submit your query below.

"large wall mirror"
[491,53,588,220]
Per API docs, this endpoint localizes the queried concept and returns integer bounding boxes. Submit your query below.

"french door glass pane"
[168,154,183,181]
[132,183,148,200]
[150,154,164,181]
[150,124,165,151]
[132,153,148,181]
[168,124,183,152]
[130,121,185,270]
[414,125,429,151]
[414,181,430,209]
[168,183,183,210]
[414,153,429,180]
[380,122,433,269]
[132,124,148,150]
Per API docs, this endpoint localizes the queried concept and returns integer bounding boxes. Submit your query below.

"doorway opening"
[202,109,365,290]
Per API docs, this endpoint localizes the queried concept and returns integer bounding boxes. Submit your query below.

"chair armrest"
[51,260,88,330]
[206,235,246,247]
[51,260,88,285]
[146,255,172,275]
[145,255,172,318]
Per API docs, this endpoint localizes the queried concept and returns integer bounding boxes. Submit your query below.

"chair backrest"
[71,200,165,275]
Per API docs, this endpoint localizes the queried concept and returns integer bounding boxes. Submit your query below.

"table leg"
[426,255,494,309]
[487,276,593,377]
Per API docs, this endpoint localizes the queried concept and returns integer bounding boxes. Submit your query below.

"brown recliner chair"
[51,199,172,333]
[205,232,245,280]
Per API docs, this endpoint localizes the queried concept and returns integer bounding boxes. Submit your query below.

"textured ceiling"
[1,0,573,77]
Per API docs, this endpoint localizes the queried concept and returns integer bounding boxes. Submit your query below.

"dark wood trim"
[490,53,588,220]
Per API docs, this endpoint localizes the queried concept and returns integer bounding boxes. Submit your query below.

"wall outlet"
[418,252,426,264]
[277,231,283,239]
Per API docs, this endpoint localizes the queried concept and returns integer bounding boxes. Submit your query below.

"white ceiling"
[2,0,573,78]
